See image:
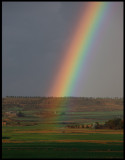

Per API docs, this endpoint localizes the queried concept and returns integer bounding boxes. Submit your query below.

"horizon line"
[2,96,123,99]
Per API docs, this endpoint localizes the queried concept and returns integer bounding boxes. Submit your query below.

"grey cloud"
[2,2,123,97]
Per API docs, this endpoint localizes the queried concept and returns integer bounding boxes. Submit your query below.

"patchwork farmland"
[2,97,123,159]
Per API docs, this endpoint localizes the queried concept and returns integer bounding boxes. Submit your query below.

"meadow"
[2,97,123,159]
[2,124,123,159]
[2,142,123,159]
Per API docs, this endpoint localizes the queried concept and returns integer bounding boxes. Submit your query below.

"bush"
[17,111,25,117]
[105,118,123,129]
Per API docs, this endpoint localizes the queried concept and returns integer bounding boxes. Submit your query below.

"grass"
[2,103,123,159]
[2,125,123,159]
[2,142,123,159]
[2,133,123,141]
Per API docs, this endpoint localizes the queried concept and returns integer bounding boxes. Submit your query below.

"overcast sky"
[2,2,123,97]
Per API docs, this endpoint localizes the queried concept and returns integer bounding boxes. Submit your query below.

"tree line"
[66,118,123,130]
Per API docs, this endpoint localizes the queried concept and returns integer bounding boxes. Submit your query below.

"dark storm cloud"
[2,2,123,97]
[2,2,83,96]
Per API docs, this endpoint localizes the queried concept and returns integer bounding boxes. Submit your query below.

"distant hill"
[2,97,123,112]
[2,97,123,125]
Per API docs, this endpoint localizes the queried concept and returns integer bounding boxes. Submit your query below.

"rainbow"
[48,2,110,97]
[46,2,110,126]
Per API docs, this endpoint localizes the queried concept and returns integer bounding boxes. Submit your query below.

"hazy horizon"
[2,96,123,99]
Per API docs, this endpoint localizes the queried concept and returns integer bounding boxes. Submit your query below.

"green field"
[2,110,123,126]
[2,97,123,159]
[2,131,123,141]
[2,142,123,159]
[2,124,123,159]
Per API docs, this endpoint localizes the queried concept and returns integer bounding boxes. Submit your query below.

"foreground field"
[2,126,123,159]
[2,97,123,159]
[2,142,123,159]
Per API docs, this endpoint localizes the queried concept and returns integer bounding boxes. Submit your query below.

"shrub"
[105,118,123,129]
[17,111,25,117]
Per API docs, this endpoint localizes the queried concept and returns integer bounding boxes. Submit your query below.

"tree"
[82,124,84,128]
[86,125,89,128]
[95,122,100,129]
[105,118,123,129]
[17,111,25,117]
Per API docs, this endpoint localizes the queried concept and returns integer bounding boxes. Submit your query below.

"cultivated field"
[2,126,123,159]
[2,97,123,159]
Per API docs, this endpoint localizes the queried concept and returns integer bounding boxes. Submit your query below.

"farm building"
[2,121,7,126]
[2,119,12,126]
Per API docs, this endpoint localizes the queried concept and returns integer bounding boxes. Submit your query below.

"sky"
[2,2,123,97]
